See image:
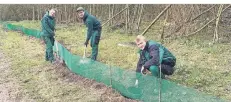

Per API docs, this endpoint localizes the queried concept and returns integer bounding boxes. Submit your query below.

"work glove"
[84,40,89,47]
[141,66,146,75]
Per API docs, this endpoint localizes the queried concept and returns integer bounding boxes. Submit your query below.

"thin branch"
[185,4,231,37]
[102,5,130,27]
[191,5,216,22]
[141,4,171,36]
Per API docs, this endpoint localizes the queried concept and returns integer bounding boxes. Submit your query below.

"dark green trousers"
[44,36,55,62]
[90,29,101,61]
[149,65,165,78]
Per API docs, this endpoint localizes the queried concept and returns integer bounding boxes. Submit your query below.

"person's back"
[83,11,101,33]
[147,40,176,63]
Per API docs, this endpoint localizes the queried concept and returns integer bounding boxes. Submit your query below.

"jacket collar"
[143,41,149,51]
[83,11,89,22]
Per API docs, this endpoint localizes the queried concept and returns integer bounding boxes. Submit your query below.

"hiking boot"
[51,59,58,65]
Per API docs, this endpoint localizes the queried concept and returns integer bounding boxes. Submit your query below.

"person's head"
[49,9,56,17]
[135,35,147,50]
[76,7,85,19]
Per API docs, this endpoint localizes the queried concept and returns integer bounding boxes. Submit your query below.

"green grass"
[0,27,130,101]
[10,20,231,101]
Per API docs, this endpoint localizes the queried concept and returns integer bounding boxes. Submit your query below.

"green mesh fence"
[2,23,41,38]
[1,22,228,102]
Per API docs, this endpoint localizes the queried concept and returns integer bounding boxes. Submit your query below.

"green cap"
[76,7,84,12]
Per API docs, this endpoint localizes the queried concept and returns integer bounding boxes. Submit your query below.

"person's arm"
[85,20,93,43]
[143,45,160,69]
[42,17,54,35]
[136,57,143,73]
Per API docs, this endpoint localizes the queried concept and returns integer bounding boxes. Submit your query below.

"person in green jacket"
[76,7,102,61]
[135,35,176,85]
[41,9,56,63]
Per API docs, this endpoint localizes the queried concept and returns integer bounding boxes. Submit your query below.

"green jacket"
[137,40,176,71]
[83,11,101,42]
[41,11,56,37]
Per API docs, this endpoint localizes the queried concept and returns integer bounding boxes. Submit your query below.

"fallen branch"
[141,4,171,36]
[102,5,130,27]
[167,5,216,38]
[191,5,216,22]
[185,4,231,37]
[186,18,216,37]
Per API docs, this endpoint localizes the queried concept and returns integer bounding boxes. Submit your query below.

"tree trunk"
[108,4,111,26]
[90,4,92,14]
[32,6,35,21]
[26,5,29,20]
[92,4,95,15]
[65,4,67,23]
[132,4,138,24]
[127,4,130,33]
[161,9,168,43]
[37,5,40,20]
[68,6,71,23]
[137,4,144,33]
[125,4,129,33]
[213,4,224,43]
[95,4,98,17]
[111,4,115,25]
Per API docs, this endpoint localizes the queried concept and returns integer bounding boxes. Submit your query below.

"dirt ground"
[0,27,138,102]
[53,61,137,102]
[0,50,17,101]
[0,50,35,102]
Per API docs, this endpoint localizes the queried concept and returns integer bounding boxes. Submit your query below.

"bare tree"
[213,4,224,43]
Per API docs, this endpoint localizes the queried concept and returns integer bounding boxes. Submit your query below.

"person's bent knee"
[149,66,158,72]
[149,66,159,77]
